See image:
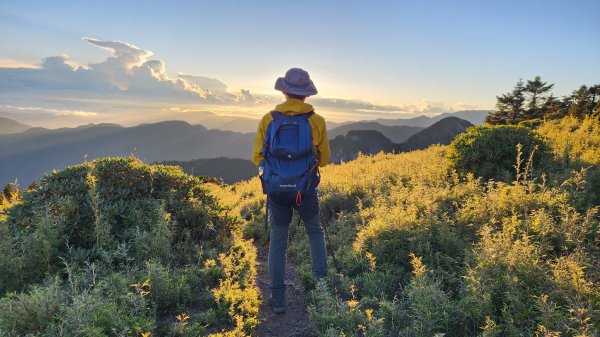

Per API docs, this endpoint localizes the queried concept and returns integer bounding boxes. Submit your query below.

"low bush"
[447,125,551,182]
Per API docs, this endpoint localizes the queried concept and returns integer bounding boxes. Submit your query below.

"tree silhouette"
[487,77,599,126]
[524,76,554,119]
[486,79,525,125]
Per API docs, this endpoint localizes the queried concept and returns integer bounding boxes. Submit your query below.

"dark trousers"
[268,193,327,303]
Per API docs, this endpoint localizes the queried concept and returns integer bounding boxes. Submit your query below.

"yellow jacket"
[252,99,330,167]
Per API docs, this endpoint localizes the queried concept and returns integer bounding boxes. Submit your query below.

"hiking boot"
[268,296,287,314]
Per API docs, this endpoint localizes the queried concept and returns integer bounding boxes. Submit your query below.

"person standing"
[252,68,330,314]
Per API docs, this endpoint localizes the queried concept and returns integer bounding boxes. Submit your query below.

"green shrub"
[447,125,551,182]
[0,278,63,336]
[0,157,260,336]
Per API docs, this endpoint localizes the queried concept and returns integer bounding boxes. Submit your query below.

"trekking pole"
[264,195,269,232]
[320,212,339,272]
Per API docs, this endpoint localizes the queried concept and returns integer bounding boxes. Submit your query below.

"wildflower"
[142,279,151,288]
[357,324,366,333]
[365,308,374,320]
[141,333,151,337]
[347,299,359,311]
[365,251,376,272]
[176,313,190,322]
[204,259,217,268]
[409,253,425,277]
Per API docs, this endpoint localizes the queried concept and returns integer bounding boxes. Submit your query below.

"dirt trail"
[254,245,317,337]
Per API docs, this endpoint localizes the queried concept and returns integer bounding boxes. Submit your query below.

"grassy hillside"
[211,116,599,336]
[0,158,260,336]
[1,116,598,336]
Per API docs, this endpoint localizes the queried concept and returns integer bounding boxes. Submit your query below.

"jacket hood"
[274,99,314,115]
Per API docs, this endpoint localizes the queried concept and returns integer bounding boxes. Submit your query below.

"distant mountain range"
[395,116,473,152]
[328,122,424,143]
[330,116,473,163]
[372,110,490,127]
[330,130,396,163]
[131,109,490,133]
[0,112,480,186]
[0,120,254,186]
[0,117,31,134]
[0,109,489,133]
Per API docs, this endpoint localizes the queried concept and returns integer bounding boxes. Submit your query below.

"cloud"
[84,38,153,90]
[394,100,483,115]
[1,105,98,117]
[0,38,249,102]
[84,38,152,69]
[177,74,228,92]
[312,97,401,113]
[0,37,484,124]
[0,57,40,69]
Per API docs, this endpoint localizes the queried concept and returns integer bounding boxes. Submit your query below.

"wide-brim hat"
[274,67,318,96]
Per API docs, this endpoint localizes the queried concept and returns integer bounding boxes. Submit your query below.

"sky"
[1,0,599,126]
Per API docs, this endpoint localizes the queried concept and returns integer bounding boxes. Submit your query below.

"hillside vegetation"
[0,158,259,336]
[0,114,598,336]
[212,116,599,337]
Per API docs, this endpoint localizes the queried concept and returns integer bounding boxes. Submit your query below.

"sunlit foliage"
[214,116,599,336]
[0,157,260,336]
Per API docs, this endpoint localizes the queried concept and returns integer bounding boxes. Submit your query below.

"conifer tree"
[588,84,600,117]
[568,85,588,118]
[542,95,568,120]
[486,79,525,124]
[524,76,554,119]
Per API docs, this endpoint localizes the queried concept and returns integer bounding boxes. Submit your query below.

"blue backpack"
[261,111,320,203]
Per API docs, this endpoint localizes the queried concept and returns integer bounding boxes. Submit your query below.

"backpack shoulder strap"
[270,110,284,120]
[298,112,315,155]
[300,111,315,120]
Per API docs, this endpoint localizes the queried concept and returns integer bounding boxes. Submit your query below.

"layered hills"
[330,116,473,162]
[0,117,31,134]
[0,112,478,186]
[0,120,254,186]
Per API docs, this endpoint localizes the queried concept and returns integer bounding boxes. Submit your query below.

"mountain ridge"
[395,116,473,152]
[0,120,254,186]
[0,113,479,186]
[330,116,472,163]
[328,122,424,143]
[0,117,31,134]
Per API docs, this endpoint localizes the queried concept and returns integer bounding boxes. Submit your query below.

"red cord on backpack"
[296,162,318,205]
